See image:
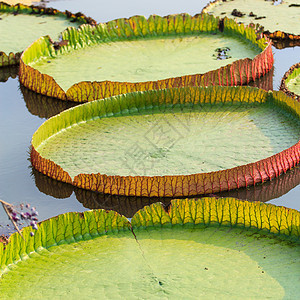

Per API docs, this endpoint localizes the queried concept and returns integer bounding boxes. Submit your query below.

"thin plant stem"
[1,200,24,240]
[0,199,12,207]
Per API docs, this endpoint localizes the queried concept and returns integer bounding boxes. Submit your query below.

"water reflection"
[246,67,273,91]
[217,166,300,201]
[0,65,18,83]
[32,168,73,199]
[32,165,300,218]
[272,39,300,50]
[20,84,78,119]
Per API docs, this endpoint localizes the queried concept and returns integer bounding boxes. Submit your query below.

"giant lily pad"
[19,14,273,102]
[280,62,300,101]
[0,2,96,67]
[202,0,300,45]
[0,198,299,298]
[31,86,300,197]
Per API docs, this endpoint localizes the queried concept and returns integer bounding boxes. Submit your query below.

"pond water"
[0,0,299,235]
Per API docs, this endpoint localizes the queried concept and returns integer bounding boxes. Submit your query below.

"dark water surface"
[0,0,299,234]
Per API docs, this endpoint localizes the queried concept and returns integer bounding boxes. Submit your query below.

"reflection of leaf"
[74,187,170,218]
[20,84,78,119]
[31,168,74,199]
[0,65,18,82]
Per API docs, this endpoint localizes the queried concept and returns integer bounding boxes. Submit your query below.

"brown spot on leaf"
[219,19,224,32]
[255,16,266,20]
[0,234,9,245]
[231,9,245,17]
[51,39,69,50]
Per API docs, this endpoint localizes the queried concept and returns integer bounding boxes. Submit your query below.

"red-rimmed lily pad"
[19,13,273,102]
[0,1,96,67]
[0,198,299,298]
[280,62,300,101]
[202,0,300,47]
[30,86,300,197]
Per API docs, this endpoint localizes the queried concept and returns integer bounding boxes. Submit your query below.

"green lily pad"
[280,62,300,101]
[202,0,300,44]
[31,86,300,197]
[36,99,297,178]
[20,13,273,102]
[0,2,96,67]
[30,34,261,91]
[0,198,299,298]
